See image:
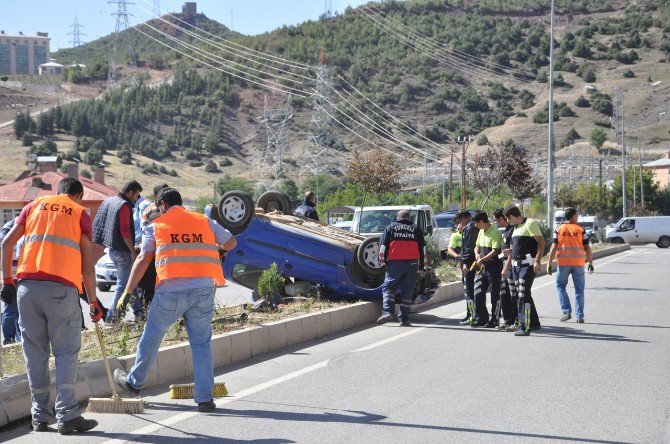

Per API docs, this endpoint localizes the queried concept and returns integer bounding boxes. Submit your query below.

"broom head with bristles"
[87,394,145,414]
[169,382,228,399]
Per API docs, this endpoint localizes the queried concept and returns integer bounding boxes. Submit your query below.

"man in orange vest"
[112,188,237,412]
[547,207,594,323]
[0,177,102,434]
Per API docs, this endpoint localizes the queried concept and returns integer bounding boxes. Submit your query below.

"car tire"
[657,236,670,248]
[256,191,291,214]
[217,190,254,231]
[356,236,385,276]
[610,237,624,244]
[97,283,111,292]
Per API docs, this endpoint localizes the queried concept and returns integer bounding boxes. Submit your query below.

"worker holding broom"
[0,178,101,434]
[113,188,236,412]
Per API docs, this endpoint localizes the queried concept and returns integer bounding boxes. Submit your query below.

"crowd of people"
[377,205,595,336]
[0,178,236,434]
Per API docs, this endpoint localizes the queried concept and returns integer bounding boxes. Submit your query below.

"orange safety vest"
[153,206,225,286]
[555,223,587,267]
[17,194,85,292]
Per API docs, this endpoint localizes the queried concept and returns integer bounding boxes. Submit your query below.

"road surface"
[2,245,670,442]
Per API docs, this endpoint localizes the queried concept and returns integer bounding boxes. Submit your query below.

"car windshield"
[352,210,418,233]
[578,222,594,229]
[435,217,455,229]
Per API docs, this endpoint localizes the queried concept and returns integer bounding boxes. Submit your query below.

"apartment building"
[0,31,50,75]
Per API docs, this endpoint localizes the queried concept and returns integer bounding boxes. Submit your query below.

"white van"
[351,205,437,238]
[605,216,670,248]
[577,215,602,243]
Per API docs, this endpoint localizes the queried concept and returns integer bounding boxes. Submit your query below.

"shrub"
[81,168,91,179]
[257,263,285,297]
[219,158,233,167]
[204,160,218,173]
[574,96,590,107]
[0,76,8,81]
[591,94,613,115]
[477,134,489,146]
[623,69,635,78]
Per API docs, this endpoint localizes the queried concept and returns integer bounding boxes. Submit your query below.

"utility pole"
[324,0,333,18]
[449,149,454,208]
[108,0,137,87]
[67,16,86,64]
[598,159,603,214]
[457,136,472,209]
[546,0,556,229]
[638,134,644,209]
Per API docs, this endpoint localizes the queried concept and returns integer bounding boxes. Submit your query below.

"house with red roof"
[0,161,118,259]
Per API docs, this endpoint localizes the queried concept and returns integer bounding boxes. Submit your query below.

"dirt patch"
[0,298,350,377]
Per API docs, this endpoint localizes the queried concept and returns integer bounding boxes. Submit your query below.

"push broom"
[87,323,145,414]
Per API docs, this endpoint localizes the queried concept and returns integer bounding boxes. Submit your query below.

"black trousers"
[474,264,501,322]
[136,260,157,309]
[499,270,517,325]
[462,262,476,316]
[510,265,540,328]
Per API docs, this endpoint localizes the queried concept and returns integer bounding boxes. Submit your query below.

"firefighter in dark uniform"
[502,205,545,336]
[455,210,479,325]
[493,208,518,331]
[472,211,504,328]
[376,210,425,327]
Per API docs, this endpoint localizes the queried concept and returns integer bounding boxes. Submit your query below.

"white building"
[38,61,63,75]
[0,31,50,75]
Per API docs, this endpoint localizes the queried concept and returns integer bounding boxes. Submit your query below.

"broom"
[169,382,228,399]
[87,322,145,414]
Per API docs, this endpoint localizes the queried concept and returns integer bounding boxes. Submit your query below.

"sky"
[0,0,370,51]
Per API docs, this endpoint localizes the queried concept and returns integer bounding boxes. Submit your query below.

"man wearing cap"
[376,210,425,327]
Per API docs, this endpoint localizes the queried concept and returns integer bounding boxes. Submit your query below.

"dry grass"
[1,298,349,377]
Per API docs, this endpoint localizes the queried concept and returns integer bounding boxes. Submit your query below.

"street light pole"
[457,136,472,209]
[546,0,556,229]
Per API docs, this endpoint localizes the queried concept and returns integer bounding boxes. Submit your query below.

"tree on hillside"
[504,145,538,202]
[347,148,401,207]
[469,144,508,209]
[590,128,608,151]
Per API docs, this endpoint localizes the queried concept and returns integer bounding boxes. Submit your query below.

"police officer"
[547,207,594,323]
[113,188,237,412]
[446,220,462,261]
[376,210,425,327]
[455,210,479,325]
[493,208,517,331]
[502,205,545,336]
[294,191,319,221]
[472,211,504,328]
[1,177,101,434]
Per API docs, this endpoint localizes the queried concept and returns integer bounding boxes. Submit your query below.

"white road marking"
[102,360,330,443]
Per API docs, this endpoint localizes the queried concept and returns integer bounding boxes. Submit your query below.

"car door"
[282,228,347,290]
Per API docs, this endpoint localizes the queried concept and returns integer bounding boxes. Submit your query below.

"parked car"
[95,248,117,292]
[433,212,456,253]
[605,216,670,247]
[332,220,353,232]
[213,191,438,300]
[350,205,437,237]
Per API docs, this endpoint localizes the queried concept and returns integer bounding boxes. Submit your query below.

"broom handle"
[94,322,121,400]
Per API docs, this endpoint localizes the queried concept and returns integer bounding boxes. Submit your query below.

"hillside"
[3,0,670,202]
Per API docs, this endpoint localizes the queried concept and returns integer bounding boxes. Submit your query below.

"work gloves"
[89,300,103,323]
[587,262,595,274]
[546,262,553,275]
[116,290,134,312]
[0,281,16,305]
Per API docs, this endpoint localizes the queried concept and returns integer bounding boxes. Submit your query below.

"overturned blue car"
[211,190,385,299]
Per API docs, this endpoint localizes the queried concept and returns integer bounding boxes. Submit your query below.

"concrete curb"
[0,244,630,427]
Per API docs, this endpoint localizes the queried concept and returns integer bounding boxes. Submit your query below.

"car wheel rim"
[362,241,382,269]
[221,196,246,222]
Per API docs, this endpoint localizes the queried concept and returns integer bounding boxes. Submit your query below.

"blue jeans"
[556,265,585,318]
[381,260,419,323]
[106,249,134,322]
[2,302,21,344]
[128,286,215,403]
